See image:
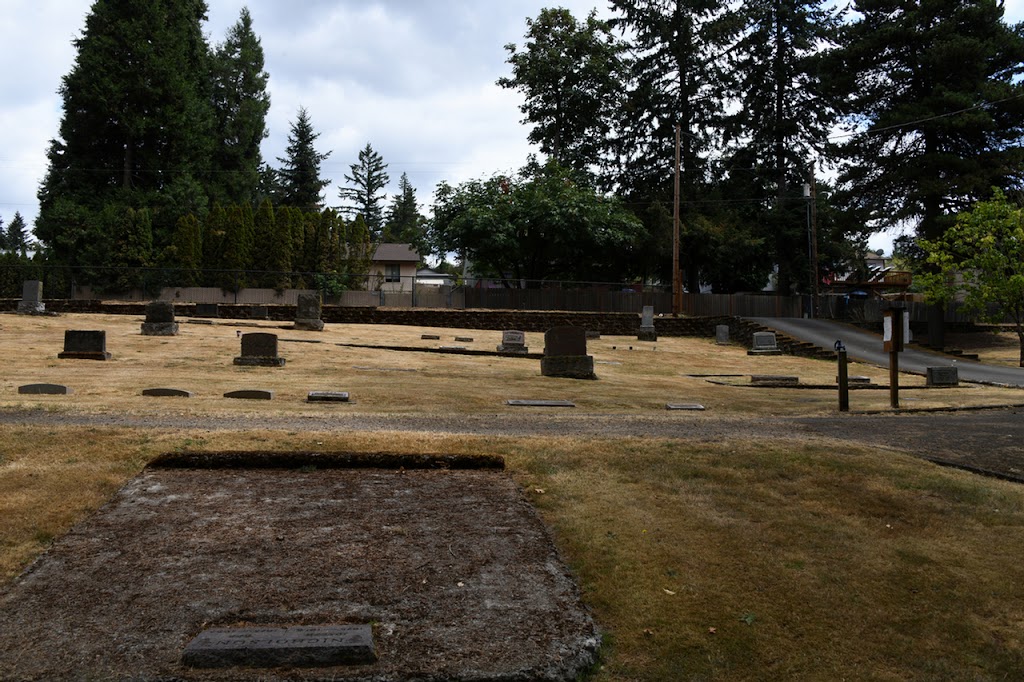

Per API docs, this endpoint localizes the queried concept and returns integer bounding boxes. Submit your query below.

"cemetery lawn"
[3,312,1024,679]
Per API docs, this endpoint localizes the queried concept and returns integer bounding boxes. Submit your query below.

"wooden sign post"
[883,307,907,409]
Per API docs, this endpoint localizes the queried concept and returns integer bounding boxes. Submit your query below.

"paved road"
[750,317,1024,388]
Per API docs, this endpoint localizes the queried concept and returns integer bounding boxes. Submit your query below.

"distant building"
[416,267,455,287]
[369,243,420,292]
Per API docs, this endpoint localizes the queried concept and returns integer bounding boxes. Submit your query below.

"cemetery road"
[749,317,1024,387]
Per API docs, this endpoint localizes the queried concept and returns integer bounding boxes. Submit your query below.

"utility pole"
[672,124,682,315]
[809,167,820,318]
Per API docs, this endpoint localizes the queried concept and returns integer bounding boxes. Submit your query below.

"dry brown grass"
[4,312,1024,680]
[1,312,1021,416]
[946,327,1024,368]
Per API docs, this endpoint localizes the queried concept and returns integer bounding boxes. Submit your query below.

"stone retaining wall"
[1,299,733,337]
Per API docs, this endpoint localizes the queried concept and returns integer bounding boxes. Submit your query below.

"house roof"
[373,243,420,263]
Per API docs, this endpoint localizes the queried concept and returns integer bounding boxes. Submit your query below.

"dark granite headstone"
[17,280,45,314]
[142,388,193,398]
[234,332,285,367]
[541,327,595,380]
[194,303,219,318]
[141,301,179,336]
[224,389,274,400]
[926,366,959,387]
[421,334,441,340]
[544,327,587,357]
[748,331,782,356]
[294,293,324,331]
[18,383,73,395]
[182,625,376,668]
[58,330,111,360]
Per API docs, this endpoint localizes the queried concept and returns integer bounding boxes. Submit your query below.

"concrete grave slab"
[0,460,599,681]
[18,383,73,395]
[507,399,577,407]
[751,375,799,385]
[666,403,706,411]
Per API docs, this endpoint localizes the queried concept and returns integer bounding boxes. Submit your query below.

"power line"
[828,92,1024,141]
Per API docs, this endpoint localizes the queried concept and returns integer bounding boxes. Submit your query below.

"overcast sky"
[2,0,1023,255]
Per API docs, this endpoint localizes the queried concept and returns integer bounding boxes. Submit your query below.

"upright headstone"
[926,366,959,387]
[638,305,657,342]
[294,293,325,331]
[497,330,528,354]
[17,280,45,314]
[194,303,219,318]
[541,326,596,380]
[141,301,179,336]
[747,331,782,356]
[58,330,111,360]
[233,332,285,367]
[715,324,730,345]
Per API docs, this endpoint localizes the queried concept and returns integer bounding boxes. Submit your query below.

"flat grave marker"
[751,375,799,385]
[224,389,274,400]
[421,334,441,340]
[182,625,376,669]
[507,399,576,408]
[666,403,706,411]
[307,391,351,403]
[142,388,193,398]
[454,336,474,343]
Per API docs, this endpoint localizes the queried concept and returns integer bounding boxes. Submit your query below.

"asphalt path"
[749,317,1024,388]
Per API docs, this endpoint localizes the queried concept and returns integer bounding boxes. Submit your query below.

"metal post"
[889,308,904,409]
[837,344,850,412]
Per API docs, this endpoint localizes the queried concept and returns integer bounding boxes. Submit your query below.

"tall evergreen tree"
[277,107,332,210]
[722,0,843,293]
[36,0,215,265]
[170,214,203,286]
[250,198,279,287]
[209,7,271,206]
[5,212,32,257]
[383,173,427,255]
[339,143,389,238]
[824,0,1024,240]
[201,203,228,282]
[105,205,153,292]
[498,8,627,178]
[609,0,730,291]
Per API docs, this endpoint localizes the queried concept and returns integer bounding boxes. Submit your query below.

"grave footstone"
[224,389,274,400]
[926,366,959,387]
[58,330,111,360]
[715,324,730,345]
[233,332,285,367]
[541,326,596,380]
[17,280,45,314]
[294,293,324,331]
[307,391,351,403]
[194,303,219,318]
[497,330,528,354]
[142,388,193,398]
[638,305,657,342]
[141,301,179,336]
[182,625,376,669]
[18,383,72,395]
[747,331,782,356]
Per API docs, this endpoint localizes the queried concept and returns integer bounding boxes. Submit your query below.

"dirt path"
[3,406,1023,482]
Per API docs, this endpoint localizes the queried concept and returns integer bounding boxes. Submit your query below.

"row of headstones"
[138,295,324,336]
[16,383,350,402]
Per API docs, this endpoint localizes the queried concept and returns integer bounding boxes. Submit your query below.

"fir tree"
[36,0,215,264]
[202,203,228,283]
[277,107,332,210]
[383,173,427,255]
[250,199,278,287]
[210,7,271,206]
[824,0,1024,240]
[6,212,32,256]
[170,214,203,286]
[105,205,153,292]
[339,143,389,238]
